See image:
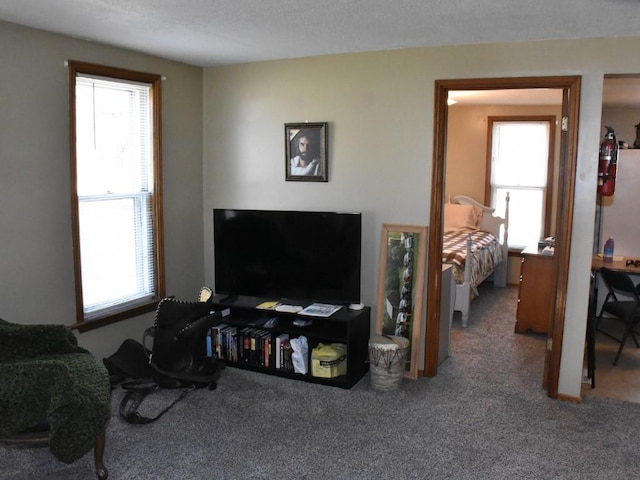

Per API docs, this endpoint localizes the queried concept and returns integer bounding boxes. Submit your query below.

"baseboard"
[556,393,582,404]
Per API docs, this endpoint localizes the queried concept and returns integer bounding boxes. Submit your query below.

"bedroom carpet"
[2,284,640,479]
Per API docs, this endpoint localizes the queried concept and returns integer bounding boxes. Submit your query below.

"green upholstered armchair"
[0,318,111,479]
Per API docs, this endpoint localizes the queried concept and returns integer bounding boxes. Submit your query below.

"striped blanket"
[442,230,503,286]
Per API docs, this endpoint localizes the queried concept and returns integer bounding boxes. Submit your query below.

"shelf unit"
[209,295,370,389]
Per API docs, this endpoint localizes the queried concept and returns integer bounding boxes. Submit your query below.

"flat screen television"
[213,209,362,305]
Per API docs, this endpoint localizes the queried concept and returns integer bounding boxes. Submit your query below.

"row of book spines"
[207,325,269,366]
[207,325,295,372]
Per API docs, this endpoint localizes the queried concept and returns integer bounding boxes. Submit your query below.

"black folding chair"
[596,267,640,365]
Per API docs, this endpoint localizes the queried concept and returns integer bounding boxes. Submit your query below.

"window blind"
[75,75,155,317]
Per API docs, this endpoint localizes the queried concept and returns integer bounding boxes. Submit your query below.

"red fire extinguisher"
[598,125,618,196]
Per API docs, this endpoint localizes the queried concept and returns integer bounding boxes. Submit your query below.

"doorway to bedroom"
[424,76,581,400]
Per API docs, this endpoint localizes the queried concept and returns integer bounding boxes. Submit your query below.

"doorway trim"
[424,76,581,399]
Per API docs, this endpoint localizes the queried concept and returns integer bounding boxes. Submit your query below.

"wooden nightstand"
[515,246,554,335]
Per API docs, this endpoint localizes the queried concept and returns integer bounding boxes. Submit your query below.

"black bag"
[104,290,224,424]
[143,296,223,389]
[103,338,155,386]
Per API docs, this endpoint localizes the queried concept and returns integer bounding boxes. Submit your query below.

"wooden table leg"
[94,430,108,480]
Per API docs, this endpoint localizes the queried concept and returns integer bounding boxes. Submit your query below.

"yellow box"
[311,343,347,378]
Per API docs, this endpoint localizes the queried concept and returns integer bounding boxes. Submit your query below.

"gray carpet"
[2,285,640,479]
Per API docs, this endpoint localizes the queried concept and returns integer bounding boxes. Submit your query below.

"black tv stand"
[216,294,236,303]
[208,294,370,389]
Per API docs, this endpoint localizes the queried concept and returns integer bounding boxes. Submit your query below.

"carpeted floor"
[582,316,640,403]
[2,284,640,479]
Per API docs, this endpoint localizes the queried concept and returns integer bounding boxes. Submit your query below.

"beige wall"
[5,18,640,398]
[0,21,204,359]
[601,105,640,147]
[203,36,640,399]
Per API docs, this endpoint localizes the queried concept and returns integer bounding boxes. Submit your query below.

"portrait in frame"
[285,122,328,182]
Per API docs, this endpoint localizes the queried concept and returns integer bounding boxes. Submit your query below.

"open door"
[424,76,581,399]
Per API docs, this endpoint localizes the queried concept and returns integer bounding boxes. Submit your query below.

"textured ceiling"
[2,0,640,106]
[0,0,640,67]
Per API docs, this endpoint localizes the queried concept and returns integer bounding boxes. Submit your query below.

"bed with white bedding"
[442,195,509,327]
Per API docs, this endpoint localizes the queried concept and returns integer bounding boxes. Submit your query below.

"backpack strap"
[119,381,195,424]
[149,360,221,389]
[142,326,155,363]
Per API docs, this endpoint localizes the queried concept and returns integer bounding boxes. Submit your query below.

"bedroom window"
[487,117,555,249]
[68,61,165,331]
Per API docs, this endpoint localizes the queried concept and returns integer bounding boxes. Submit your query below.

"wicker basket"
[368,335,409,392]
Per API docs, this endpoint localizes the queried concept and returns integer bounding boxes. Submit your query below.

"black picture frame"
[285,122,328,182]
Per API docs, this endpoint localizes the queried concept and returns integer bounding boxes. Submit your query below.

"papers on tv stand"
[298,303,342,317]
[256,301,280,310]
[275,304,303,313]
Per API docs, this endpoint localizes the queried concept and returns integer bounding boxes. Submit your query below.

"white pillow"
[444,203,482,233]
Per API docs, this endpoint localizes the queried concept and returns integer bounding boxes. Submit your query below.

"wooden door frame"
[424,76,581,399]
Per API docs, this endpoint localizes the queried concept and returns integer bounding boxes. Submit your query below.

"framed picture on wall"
[285,122,328,182]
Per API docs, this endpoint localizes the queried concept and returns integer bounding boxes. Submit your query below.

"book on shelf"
[206,330,213,357]
[298,303,342,317]
[231,329,239,362]
[232,327,273,366]
[252,329,266,365]
[266,335,272,367]
[219,325,236,362]
[210,323,229,359]
[241,328,252,363]
[258,330,271,367]
[275,333,289,369]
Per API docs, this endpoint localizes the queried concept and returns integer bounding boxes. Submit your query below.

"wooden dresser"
[515,246,554,335]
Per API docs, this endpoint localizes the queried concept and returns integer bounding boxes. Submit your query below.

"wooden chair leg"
[94,431,108,480]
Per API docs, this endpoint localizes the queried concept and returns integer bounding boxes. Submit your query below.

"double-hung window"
[68,61,164,331]
[487,117,555,250]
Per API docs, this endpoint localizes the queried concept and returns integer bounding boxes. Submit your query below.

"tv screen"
[213,209,361,304]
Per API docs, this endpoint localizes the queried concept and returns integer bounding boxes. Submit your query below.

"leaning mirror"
[375,224,427,379]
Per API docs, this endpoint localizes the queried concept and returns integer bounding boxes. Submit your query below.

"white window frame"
[486,116,555,250]
[68,61,165,331]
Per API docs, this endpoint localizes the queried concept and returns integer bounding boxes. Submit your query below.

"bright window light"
[69,62,164,328]
[490,121,550,249]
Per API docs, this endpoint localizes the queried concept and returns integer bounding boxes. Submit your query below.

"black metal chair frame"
[595,267,640,366]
